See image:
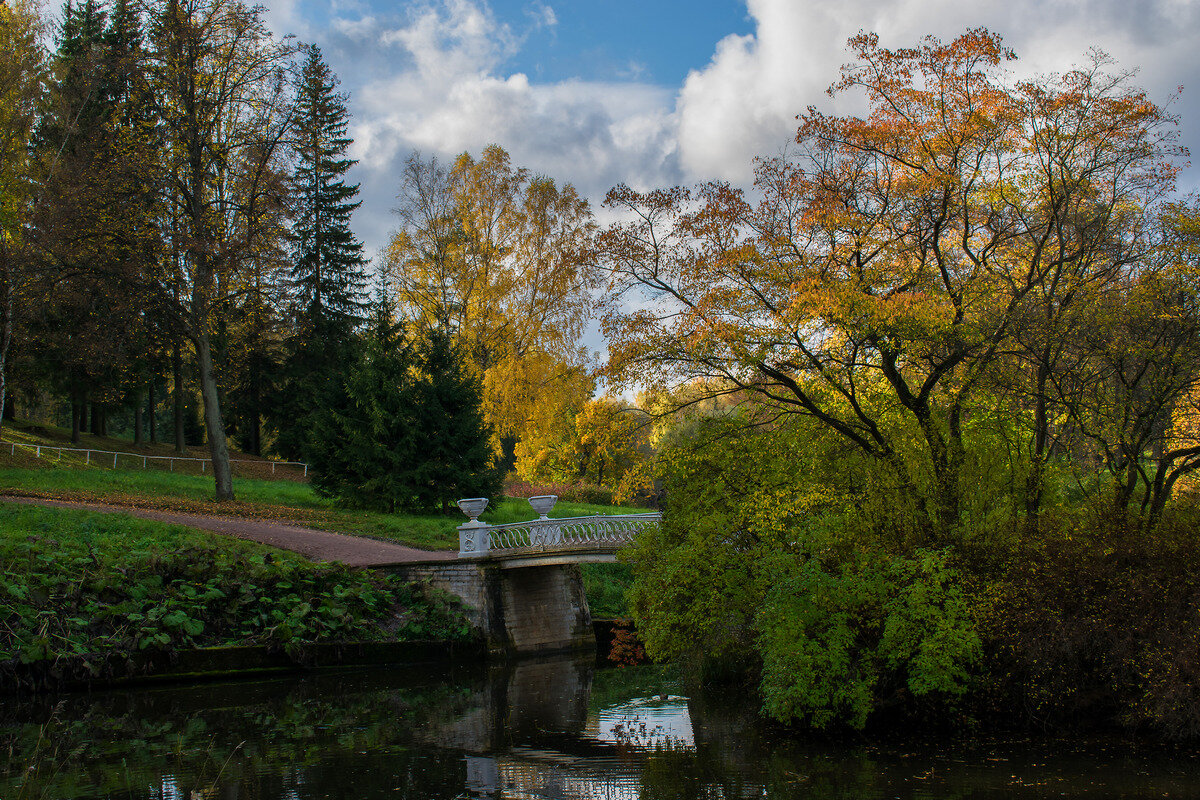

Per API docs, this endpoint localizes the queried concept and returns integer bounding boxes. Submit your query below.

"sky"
[262,0,1200,262]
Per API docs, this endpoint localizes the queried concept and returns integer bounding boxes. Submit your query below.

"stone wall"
[387,561,594,655]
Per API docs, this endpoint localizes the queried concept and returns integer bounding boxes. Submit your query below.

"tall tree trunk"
[0,247,12,440]
[148,381,157,443]
[196,332,234,501]
[173,344,186,454]
[71,394,82,444]
[90,402,101,435]
[133,388,145,445]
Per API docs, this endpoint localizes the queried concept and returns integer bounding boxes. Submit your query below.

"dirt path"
[2,496,457,567]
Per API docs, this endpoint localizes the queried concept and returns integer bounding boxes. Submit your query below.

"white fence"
[4,440,308,477]
[459,511,661,557]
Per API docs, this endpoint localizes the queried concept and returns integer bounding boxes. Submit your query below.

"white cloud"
[340,0,680,255]
[529,3,557,29]
[674,0,1200,185]
[329,0,1200,258]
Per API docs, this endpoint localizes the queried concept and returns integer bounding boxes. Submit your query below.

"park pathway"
[1,496,456,567]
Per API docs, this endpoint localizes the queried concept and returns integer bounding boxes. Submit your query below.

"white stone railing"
[456,495,660,558]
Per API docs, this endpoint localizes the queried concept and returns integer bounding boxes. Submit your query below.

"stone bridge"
[387,496,660,655]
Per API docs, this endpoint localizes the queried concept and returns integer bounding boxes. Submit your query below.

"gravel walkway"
[2,496,457,567]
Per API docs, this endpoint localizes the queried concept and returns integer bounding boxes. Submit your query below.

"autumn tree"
[515,396,647,488]
[386,145,597,455]
[146,0,294,500]
[1053,202,1200,529]
[599,30,1181,542]
[0,0,45,434]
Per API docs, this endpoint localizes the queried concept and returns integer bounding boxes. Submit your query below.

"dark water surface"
[4,655,1200,799]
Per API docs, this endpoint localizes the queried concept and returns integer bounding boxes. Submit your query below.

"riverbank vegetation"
[602,30,1200,738]
[0,502,472,690]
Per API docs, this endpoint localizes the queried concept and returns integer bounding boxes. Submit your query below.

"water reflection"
[4,655,1200,799]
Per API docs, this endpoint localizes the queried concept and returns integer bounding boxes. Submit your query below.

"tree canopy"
[599,29,1186,542]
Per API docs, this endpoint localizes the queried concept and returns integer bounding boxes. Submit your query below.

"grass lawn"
[0,466,650,551]
[0,420,645,615]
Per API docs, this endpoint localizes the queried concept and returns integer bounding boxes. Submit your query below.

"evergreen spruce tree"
[408,328,500,512]
[306,299,410,511]
[271,43,369,459]
[289,43,367,329]
[306,301,498,513]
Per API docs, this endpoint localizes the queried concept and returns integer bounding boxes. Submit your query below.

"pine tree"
[306,303,498,513]
[408,328,500,512]
[288,43,367,328]
[271,43,368,460]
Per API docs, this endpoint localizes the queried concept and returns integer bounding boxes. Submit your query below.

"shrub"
[502,479,621,506]
[757,547,980,729]
[981,507,1200,738]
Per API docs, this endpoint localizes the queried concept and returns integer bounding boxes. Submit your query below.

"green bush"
[757,547,980,729]
[0,503,471,688]
[623,411,987,729]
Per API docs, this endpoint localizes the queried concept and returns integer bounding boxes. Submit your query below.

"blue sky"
[262,0,1200,261]
[280,1,755,86]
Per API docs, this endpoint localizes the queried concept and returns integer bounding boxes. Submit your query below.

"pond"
[4,654,1200,799]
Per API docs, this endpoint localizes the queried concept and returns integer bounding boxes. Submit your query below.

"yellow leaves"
[0,0,44,237]
[513,395,647,489]
[386,145,598,447]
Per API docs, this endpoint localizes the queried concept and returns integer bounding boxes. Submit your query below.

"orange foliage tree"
[598,29,1183,542]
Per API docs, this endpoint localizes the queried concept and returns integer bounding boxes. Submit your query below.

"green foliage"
[757,547,980,729]
[287,43,368,329]
[623,410,985,728]
[269,44,369,462]
[582,562,632,618]
[404,327,501,511]
[625,508,766,671]
[307,306,500,513]
[0,502,471,688]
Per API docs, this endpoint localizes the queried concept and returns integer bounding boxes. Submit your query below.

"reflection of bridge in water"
[388,496,661,654]
[415,654,753,800]
[6,650,769,800]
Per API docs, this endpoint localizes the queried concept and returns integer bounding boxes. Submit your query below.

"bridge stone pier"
[385,496,660,655]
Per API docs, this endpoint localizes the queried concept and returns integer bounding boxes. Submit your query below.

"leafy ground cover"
[0,502,472,690]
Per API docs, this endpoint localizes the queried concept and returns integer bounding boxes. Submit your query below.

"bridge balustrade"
[456,495,661,558]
